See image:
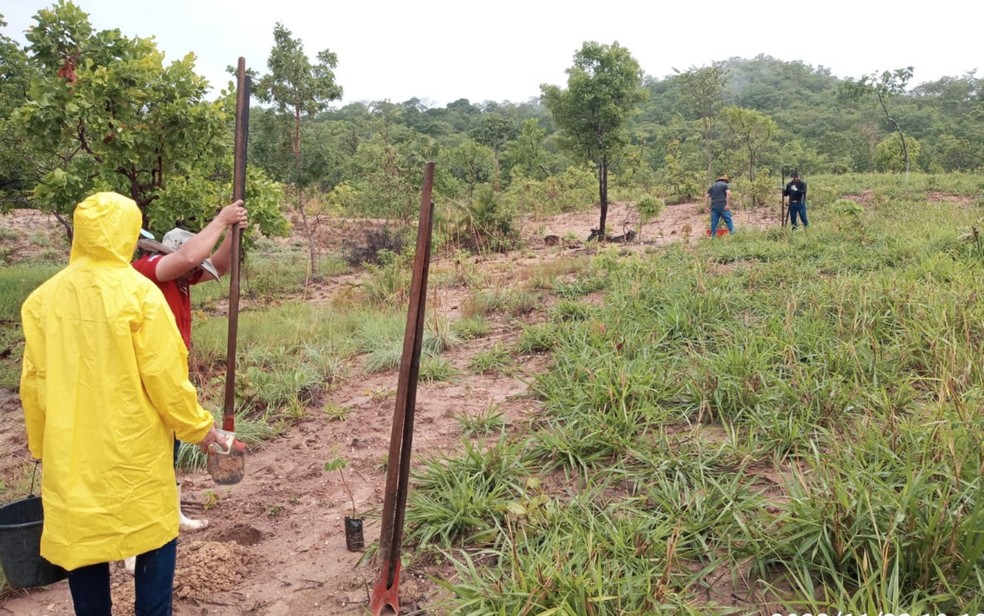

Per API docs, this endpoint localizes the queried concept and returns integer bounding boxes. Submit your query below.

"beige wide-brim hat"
[137,228,219,282]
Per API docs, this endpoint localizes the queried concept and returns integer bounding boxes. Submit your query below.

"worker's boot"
[178,482,208,531]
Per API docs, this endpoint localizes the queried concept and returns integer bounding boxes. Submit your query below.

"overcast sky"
[3,0,980,107]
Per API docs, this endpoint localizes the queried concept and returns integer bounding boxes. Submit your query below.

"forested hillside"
[2,4,982,241]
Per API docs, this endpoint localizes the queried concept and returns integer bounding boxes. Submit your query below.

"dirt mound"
[173,540,254,600]
[107,540,253,615]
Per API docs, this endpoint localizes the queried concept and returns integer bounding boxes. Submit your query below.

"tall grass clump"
[362,249,413,306]
[0,263,61,322]
[418,355,458,383]
[769,410,984,612]
[451,314,491,340]
[468,343,513,375]
[190,302,357,422]
[437,487,713,615]
[420,179,984,613]
[357,310,459,374]
[455,405,506,438]
[356,310,406,373]
[405,436,527,551]
[515,322,565,355]
[241,250,311,299]
[553,273,608,299]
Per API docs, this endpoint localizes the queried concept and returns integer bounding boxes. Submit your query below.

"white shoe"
[178,482,208,532]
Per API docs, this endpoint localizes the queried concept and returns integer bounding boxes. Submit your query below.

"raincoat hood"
[20,192,215,570]
[70,192,142,266]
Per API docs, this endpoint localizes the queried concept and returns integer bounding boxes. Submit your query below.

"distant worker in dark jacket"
[705,174,734,237]
[783,170,808,229]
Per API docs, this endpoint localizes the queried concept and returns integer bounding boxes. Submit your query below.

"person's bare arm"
[725,188,732,210]
[153,201,246,282]
[209,216,250,278]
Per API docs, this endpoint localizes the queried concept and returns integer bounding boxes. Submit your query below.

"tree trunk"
[296,186,318,282]
[598,159,609,240]
[890,119,910,177]
[876,92,910,177]
[293,108,302,160]
[493,149,501,193]
[293,106,317,281]
[55,212,73,245]
[703,116,713,185]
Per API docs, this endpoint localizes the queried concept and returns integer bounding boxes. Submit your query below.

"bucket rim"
[0,495,44,531]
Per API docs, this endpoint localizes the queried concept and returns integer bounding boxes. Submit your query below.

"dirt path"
[0,200,778,615]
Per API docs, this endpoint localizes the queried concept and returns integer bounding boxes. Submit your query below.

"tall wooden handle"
[223,57,251,432]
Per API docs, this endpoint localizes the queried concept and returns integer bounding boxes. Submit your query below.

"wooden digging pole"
[223,57,250,435]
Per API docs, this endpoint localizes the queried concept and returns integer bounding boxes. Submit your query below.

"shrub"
[345,225,407,267]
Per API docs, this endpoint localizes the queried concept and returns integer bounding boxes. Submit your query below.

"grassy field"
[400,174,984,613]
[1,173,982,610]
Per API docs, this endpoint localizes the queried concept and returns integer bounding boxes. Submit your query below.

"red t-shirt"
[132,254,205,349]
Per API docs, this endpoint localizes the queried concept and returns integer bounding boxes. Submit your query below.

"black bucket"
[0,495,67,588]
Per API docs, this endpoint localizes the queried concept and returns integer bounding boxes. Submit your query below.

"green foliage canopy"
[254,21,342,179]
[541,41,646,170]
[0,15,40,211]
[541,41,646,234]
[8,1,287,239]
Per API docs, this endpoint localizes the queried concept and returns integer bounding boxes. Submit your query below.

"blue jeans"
[710,208,734,237]
[789,201,808,228]
[67,538,176,616]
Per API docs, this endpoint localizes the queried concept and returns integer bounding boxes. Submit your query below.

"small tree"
[324,457,356,517]
[502,118,552,182]
[841,67,915,177]
[0,16,41,212]
[875,132,922,173]
[255,22,342,280]
[661,140,703,202]
[721,106,777,190]
[541,41,646,239]
[675,63,727,185]
[471,113,517,192]
[445,139,495,199]
[10,1,286,240]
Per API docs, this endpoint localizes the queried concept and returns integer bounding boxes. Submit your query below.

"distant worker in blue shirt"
[783,170,809,229]
[705,174,734,237]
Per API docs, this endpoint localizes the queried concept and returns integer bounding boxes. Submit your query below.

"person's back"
[707,179,730,210]
[20,192,220,615]
[705,175,734,236]
[130,202,246,533]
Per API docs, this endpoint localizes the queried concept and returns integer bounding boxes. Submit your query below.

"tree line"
[2,2,982,265]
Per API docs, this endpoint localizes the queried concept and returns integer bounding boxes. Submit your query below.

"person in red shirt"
[132,201,248,531]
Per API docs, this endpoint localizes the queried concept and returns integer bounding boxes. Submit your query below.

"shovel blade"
[369,558,401,616]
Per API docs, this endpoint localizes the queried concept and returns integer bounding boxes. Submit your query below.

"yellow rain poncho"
[20,192,215,570]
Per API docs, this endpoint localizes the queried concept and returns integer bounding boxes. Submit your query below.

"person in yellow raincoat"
[20,192,226,616]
